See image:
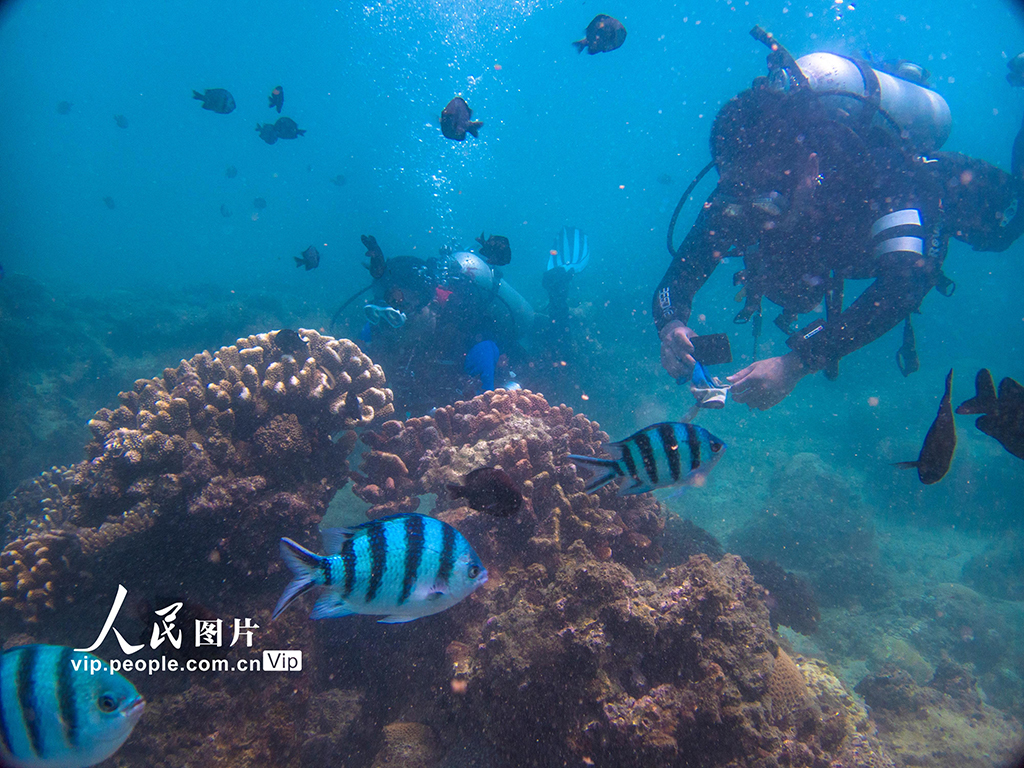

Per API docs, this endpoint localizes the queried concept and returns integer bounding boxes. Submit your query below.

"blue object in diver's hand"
[465,340,500,392]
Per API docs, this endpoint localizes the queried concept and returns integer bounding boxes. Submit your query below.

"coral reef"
[962,537,1024,601]
[0,330,392,624]
[855,664,1023,768]
[369,722,442,768]
[729,452,889,608]
[746,558,821,635]
[352,389,664,569]
[446,542,892,767]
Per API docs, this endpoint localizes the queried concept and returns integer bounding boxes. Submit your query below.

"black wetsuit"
[653,86,1024,375]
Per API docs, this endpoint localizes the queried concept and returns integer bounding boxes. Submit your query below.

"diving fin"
[547,226,591,273]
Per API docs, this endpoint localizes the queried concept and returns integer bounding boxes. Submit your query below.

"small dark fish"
[569,422,726,495]
[894,369,956,484]
[956,369,1024,460]
[447,467,523,517]
[1008,53,1024,87]
[192,88,236,114]
[275,328,307,356]
[342,392,362,422]
[361,234,386,279]
[274,116,305,139]
[225,165,238,178]
[103,196,116,209]
[114,114,128,128]
[220,204,232,217]
[657,173,673,185]
[56,101,72,115]
[253,197,267,209]
[896,317,920,377]
[256,122,278,144]
[330,174,346,186]
[573,14,627,55]
[475,232,511,266]
[441,97,482,141]
[0,262,4,280]
[268,85,284,113]
[296,245,320,271]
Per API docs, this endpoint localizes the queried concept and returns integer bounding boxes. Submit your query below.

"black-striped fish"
[272,514,488,624]
[0,645,144,768]
[568,422,726,495]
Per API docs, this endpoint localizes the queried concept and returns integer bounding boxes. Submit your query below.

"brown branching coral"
[351,388,663,569]
[0,330,392,626]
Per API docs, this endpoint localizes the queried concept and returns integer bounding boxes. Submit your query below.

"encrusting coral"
[0,330,392,624]
[351,388,664,569]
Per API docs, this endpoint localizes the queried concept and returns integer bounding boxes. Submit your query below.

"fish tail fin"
[294,257,305,268]
[956,368,998,415]
[567,454,623,493]
[892,461,919,470]
[572,40,587,53]
[272,538,325,620]
[467,121,482,138]
[297,129,306,136]
[446,483,466,500]
[192,90,204,100]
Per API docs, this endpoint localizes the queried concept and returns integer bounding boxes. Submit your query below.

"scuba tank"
[448,252,536,342]
[792,52,951,150]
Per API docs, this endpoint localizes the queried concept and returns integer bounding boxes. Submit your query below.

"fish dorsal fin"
[998,376,1024,403]
[956,368,997,415]
[320,527,357,555]
[601,441,626,463]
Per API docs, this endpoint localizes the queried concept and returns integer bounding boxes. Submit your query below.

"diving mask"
[364,303,407,328]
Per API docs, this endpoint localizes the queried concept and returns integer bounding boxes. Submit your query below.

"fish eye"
[710,442,723,453]
[468,564,481,579]
[97,694,118,713]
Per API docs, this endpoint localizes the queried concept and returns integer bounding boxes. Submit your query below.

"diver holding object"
[657,28,1024,411]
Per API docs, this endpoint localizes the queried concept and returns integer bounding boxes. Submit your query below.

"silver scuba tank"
[794,52,951,150]
[450,252,536,342]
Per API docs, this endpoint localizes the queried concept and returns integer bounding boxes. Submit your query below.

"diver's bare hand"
[726,352,808,410]
[659,320,697,381]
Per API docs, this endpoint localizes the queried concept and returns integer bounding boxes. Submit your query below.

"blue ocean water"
[1,0,1023,765]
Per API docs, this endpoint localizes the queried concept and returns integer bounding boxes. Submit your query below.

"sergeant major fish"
[568,421,726,495]
[0,644,144,768]
[272,513,488,623]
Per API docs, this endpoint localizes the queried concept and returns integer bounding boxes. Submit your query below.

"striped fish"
[273,513,488,624]
[568,421,726,495]
[0,645,143,768]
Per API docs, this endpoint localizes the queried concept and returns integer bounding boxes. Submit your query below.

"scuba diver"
[337,227,591,417]
[656,27,1024,411]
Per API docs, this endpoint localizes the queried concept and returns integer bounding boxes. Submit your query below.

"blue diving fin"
[547,226,591,273]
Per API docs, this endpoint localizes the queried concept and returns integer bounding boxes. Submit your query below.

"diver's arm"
[788,211,938,371]
[652,200,728,332]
